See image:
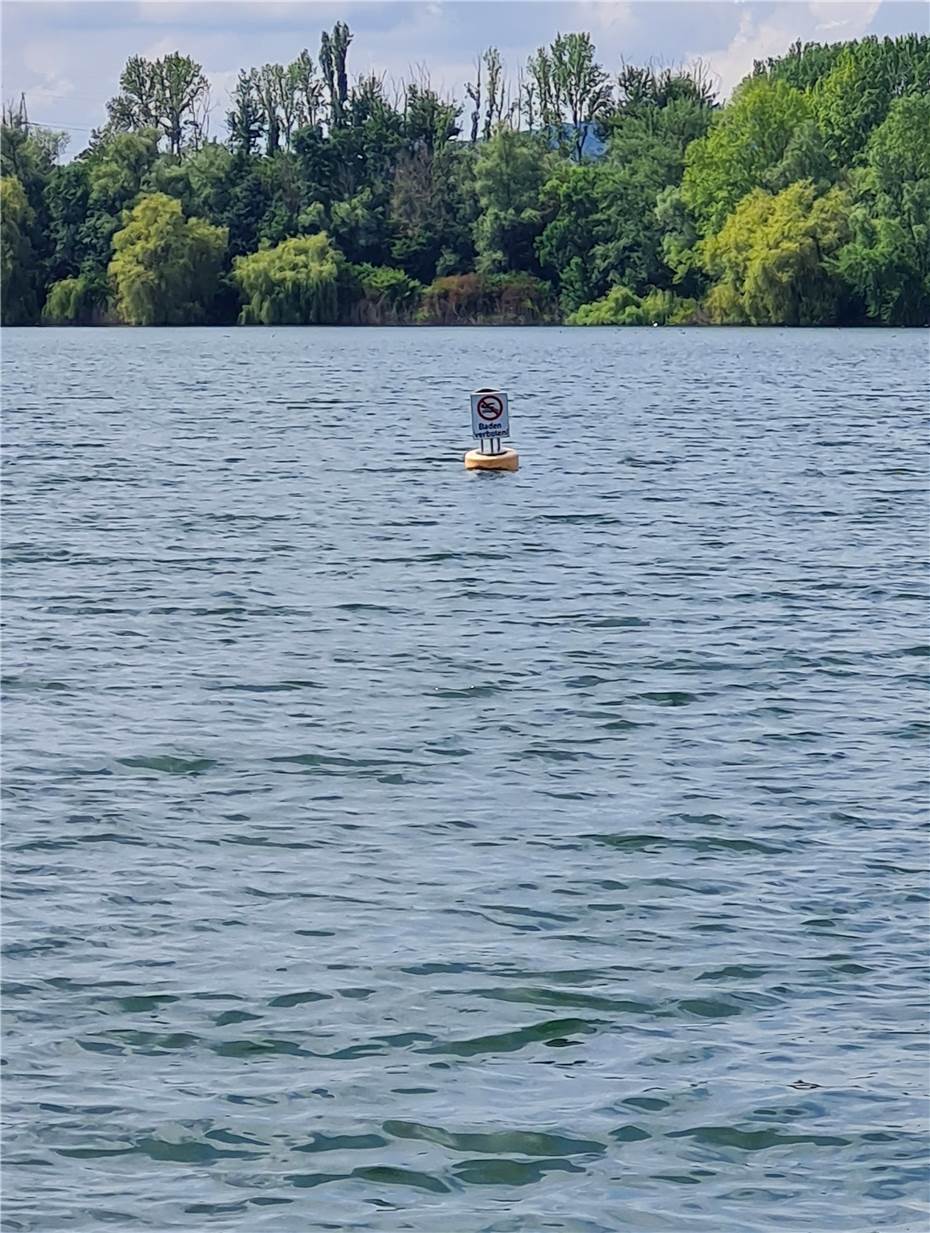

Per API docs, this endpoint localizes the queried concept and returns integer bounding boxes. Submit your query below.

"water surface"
[3,327,928,1231]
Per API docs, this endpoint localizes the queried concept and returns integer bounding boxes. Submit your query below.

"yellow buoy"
[464,447,519,472]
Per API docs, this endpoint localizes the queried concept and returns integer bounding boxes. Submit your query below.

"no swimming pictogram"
[476,393,504,422]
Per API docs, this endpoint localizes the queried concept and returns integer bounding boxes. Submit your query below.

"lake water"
[2,326,928,1232]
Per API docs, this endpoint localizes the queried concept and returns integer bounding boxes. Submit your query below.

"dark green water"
[3,327,928,1232]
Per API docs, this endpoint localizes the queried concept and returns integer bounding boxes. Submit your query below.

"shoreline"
[4,319,924,330]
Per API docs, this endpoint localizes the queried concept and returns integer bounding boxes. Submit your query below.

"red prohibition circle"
[477,394,504,421]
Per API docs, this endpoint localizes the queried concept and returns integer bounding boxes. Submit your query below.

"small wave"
[427,1017,601,1057]
[384,1119,604,1157]
[117,755,217,775]
[587,832,787,855]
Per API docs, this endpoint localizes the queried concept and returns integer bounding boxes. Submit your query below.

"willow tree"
[108,192,227,324]
[0,175,37,323]
[232,232,348,324]
[702,180,850,324]
[42,273,107,324]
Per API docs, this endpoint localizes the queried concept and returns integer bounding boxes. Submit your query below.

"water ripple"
[2,327,928,1232]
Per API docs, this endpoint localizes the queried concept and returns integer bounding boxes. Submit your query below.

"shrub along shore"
[2,29,928,327]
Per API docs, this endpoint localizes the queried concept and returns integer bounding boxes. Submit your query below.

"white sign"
[470,389,510,439]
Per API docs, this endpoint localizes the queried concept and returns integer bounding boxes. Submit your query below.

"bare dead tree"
[482,47,503,140]
[465,54,481,143]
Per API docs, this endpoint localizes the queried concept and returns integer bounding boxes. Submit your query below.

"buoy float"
[465,388,518,472]
[464,446,519,471]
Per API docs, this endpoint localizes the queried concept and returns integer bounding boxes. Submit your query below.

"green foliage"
[88,130,161,209]
[108,192,227,325]
[390,142,476,283]
[2,110,66,194]
[233,232,349,324]
[330,188,388,264]
[227,70,264,157]
[752,39,849,93]
[536,161,601,309]
[682,78,812,235]
[349,262,421,322]
[812,35,930,166]
[1,175,38,323]
[655,185,704,292]
[2,113,66,307]
[104,52,209,156]
[762,120,835,192]
[6,27,929,329]
[701,181,851,325]
[474,129,551,273]
[320,22,353,130]
[568,284,697,325]
[73,129,163,274]
[44,161,91,280]
[568,284,641,324]
[547,33,613,161]
[42,273,108,324]
[614,62,717,115]
[833,95,930,324]
[595,98,715,292]
[538,97,714,311]
[639,288,699,324]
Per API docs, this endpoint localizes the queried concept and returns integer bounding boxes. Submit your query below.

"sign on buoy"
[470,391,509,437]
[465,388,519,471]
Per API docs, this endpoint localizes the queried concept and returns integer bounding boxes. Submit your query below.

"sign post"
[464,388,519,472]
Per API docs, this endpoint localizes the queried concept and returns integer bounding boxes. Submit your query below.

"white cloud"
[692,0,884,98]
[572,1,635,36]
[19,74,75,111]
[693,8,793,96]
[808,0,880,26]
[21,34,72,78]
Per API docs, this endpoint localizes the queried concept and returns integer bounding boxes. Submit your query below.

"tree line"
[2,28,928,327]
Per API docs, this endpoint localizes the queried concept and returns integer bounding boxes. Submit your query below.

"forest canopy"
[2,29,928,326]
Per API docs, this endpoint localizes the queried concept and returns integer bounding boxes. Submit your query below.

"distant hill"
[547,121,607,159]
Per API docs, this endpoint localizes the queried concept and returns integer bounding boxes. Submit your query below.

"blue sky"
[3,1,927,151]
